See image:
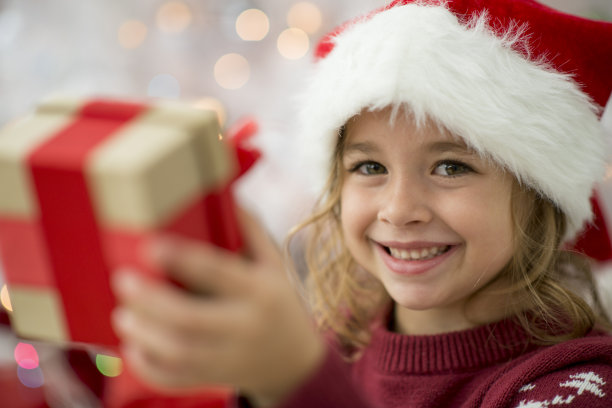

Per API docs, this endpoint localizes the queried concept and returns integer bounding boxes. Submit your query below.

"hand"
[111,209,325,406]
[39,348,102,408]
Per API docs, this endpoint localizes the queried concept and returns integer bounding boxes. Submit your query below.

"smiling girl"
[339,108,517,335]
[112,0,612,407]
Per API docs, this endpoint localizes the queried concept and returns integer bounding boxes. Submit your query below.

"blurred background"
[1,0,610,239]
[0,0,610,406]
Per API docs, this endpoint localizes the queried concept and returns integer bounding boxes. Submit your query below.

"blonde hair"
[500,183,611,343]
[288,120,611,357]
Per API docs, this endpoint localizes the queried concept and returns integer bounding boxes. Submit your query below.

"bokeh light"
[214,53,250,90]
[17,366,44,388]
[14,342,39,370]
[235,9,269,41]
[193,97,227,127]
[287,2,322,34]
[96,354,123,377]
[277,28,310,60]
[157,1,193,33]
[1,284,12,312]
[148,74,181,98]
[118,20,148,49]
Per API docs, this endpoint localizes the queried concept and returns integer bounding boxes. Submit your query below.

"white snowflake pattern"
[516,401,550,408]
[514,395,574,408]
[551,395,575,404]
[520,383,536,393]
[514,371,607,408]
[559,372,606,398]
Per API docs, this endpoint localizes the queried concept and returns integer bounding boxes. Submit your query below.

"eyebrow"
[428,141,474,154]
[343,140,474,155]
[343,141,380,155]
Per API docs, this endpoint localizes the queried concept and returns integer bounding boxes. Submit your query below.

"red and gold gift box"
[0,97,246,348]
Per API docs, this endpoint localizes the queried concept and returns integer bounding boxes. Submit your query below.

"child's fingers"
[121,340,231,391]
[143,208,284,296]
[120,342,191,389]
[112,270,194,318]
[113,307,189,363]
[236,207,283,267]
[112,270,241,337]
[146,238,254,297]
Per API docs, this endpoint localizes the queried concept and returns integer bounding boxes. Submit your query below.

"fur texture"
[298,3,607,240]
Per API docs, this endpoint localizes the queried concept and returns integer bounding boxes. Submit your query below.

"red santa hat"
[298,0,612,256]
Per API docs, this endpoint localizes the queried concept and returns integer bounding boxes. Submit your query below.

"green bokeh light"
[95,354,123,377]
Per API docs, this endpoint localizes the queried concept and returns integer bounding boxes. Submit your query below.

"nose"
[378,175,433,227]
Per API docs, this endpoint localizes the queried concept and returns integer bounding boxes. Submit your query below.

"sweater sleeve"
[235,344,373,408]
[506,363,612,408]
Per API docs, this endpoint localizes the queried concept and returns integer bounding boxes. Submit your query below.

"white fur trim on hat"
[297,3,607,241]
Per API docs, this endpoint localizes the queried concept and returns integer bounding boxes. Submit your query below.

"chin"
[386,288,444,311]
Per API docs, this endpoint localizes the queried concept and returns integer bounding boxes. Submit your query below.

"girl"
[111,0,612,407]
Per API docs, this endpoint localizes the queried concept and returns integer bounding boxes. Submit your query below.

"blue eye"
[351,161,387,175]
[433,161,472,177]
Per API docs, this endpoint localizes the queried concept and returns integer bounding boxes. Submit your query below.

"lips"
[387,245,450,261]
[375,241,458,276]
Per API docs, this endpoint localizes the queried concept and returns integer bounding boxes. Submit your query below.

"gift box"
[0,97,249,349]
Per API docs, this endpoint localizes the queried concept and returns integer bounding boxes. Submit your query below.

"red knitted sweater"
[268,319,612,408]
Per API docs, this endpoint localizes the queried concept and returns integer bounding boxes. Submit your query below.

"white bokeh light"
[287,2,322,34]
[118,20,148,49]
[236,9,270,41]
[277,28,310,60]
[157,1,193,33]
[214,53,250,90]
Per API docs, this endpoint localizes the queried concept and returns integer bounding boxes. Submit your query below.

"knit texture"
[268,319,612,408]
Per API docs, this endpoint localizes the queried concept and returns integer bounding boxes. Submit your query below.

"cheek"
[340,189,360,241]
[448,188,514,270]
[340,186,375,249]
[340,189,383,280]
[451,198,512,238]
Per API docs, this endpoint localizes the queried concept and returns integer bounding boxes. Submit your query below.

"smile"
[386,245,450,261]
[377,242,458,276]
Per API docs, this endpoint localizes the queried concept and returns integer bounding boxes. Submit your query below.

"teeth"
[388,245,449,261]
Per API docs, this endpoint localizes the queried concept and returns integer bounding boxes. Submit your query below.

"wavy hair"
[288,118,611,357]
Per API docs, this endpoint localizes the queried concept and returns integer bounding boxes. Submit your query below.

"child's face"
[340,108,514,318]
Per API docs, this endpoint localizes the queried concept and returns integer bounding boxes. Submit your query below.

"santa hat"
[298,0,612,251]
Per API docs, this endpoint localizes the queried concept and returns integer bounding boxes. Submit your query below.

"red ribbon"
[27,100,147,345]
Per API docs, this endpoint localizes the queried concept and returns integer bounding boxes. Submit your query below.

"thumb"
[237,207,284,268]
